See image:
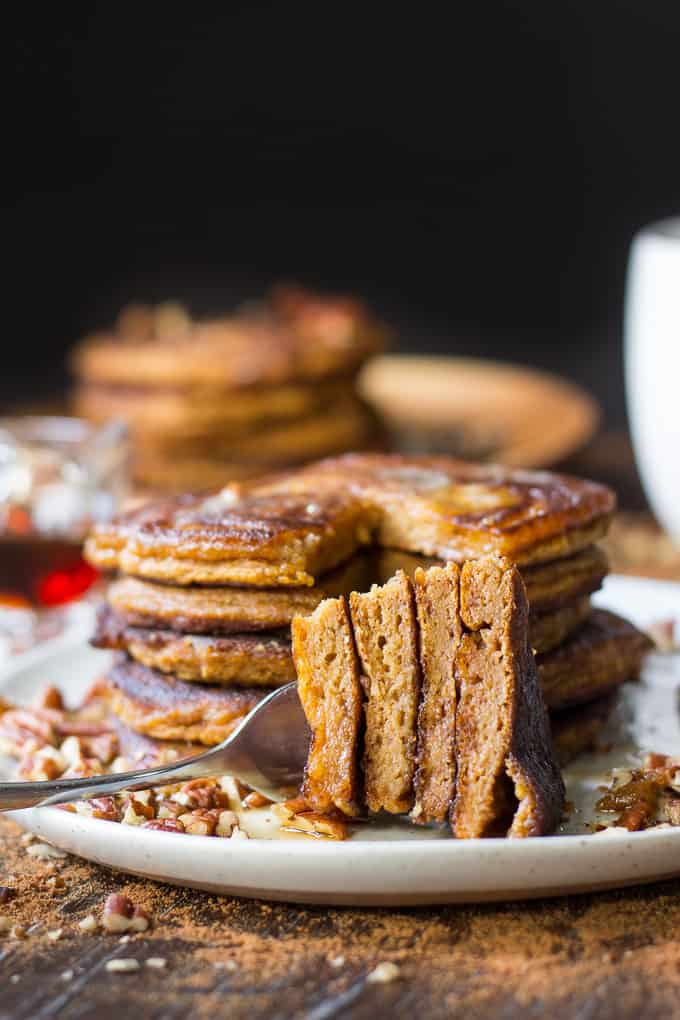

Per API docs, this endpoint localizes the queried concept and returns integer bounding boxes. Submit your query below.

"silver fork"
[0,683,309,812]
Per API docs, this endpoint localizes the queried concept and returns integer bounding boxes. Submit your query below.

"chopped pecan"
[273,800,348,840]
[81,732,119,764]
[178,808,223,836]
[37,686,64,711]
[88,797,121,822]
[175,779,230,811]
[121,797,155,825]
[102,894,140,933]
[156,799,183,820]
[142,818,185,834]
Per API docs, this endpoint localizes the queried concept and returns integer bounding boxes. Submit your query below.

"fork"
[0,683,309,812]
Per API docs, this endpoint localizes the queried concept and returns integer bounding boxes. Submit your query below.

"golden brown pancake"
[96,594,589,687]
[86,490,377,587]
[106,553,381,633]
[74,378,357,440]
[72,286,388,389]
[378,545,607,614]
[530,597,591,654]
[537,609,652,711]
[261,454,614,566]
[129,399,379,491]
[292,596,364,817]
[452,556,564,838]
[520,545,609,612]
[104,657,269,745]
[93,607,294,686]
[85,454,615,584]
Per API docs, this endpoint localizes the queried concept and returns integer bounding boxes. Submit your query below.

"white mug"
[624,217,680,540]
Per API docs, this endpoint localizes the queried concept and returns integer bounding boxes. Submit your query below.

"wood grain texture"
[2,814,680,1020]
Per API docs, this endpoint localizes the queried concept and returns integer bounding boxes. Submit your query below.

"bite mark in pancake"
[85,453,615,584]
[292,597,363,817]
[92,491,377,588]
[257,454,615,566]
[452,556,565,838]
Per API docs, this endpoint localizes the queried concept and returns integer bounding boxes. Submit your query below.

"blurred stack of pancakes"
[86,453,651,773]
[72,286,388,492]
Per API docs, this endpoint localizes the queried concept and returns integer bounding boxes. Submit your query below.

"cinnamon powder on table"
[2,813,680,1019]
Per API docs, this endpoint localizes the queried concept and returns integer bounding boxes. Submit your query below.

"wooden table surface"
[1,437,679,1020]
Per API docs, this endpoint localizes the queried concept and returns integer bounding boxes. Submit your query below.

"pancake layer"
[537,609,652,710]
[93,607,294,686]
[104,658,269,745]
[72,286,388,389]
[97,594,590,687]
[85,454,615,584]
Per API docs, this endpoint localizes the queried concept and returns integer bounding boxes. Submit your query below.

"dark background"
[4,3,680,425]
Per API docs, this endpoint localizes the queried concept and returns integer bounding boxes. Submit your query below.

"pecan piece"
[142,818,185,834]
[178,808,223,836]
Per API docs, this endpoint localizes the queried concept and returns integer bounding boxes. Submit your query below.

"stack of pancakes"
[72,286,388,492]
[86,453,651,781]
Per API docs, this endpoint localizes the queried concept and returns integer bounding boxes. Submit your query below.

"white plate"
[1,575,679,905]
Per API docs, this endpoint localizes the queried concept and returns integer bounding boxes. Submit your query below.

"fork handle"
[0,755,222,812]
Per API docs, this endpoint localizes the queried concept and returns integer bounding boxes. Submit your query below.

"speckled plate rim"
[2,575,679,906]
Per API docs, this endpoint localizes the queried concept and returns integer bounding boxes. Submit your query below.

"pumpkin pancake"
[74,378,356,440]
[130,398,378,491]
[104,657,269,745]
[260,453,614,566]
[85,454,615,584]
[86,490,378,587]
[97,595,589,686]
[350,571,422,815]
[292,596,364,816]
[452,556,565,838]
[106,554,380,633]
[72,285,388,390]
[530,597,591,654]
[537,609,652,711]
[293,555,564,835]
[411,562,462,825]
[93,607,294,686]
